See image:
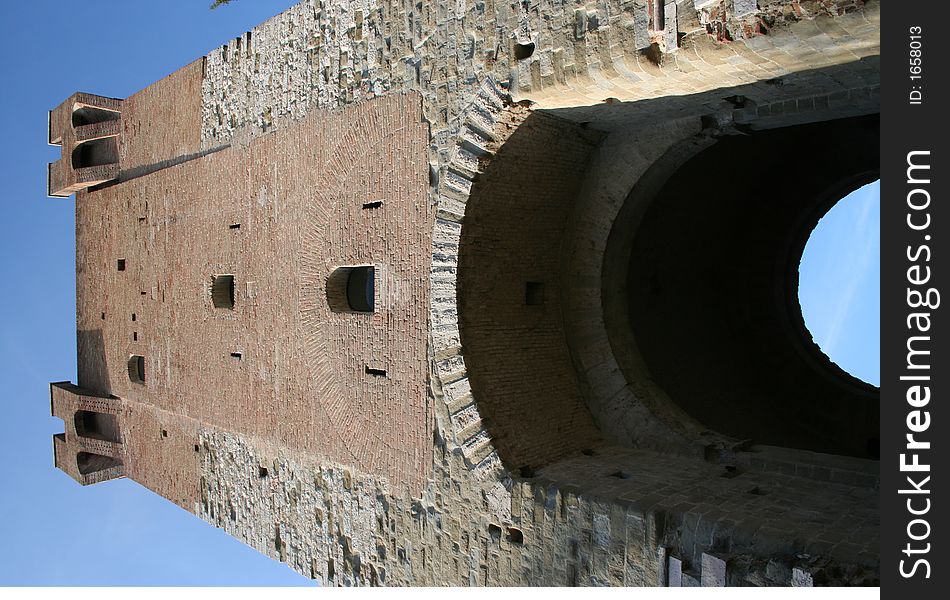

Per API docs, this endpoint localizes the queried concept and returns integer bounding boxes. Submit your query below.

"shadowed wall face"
[457,113,604,472]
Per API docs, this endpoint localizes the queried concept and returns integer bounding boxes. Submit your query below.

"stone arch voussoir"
[429,77,531,474]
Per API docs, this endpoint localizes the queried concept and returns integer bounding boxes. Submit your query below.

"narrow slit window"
[362,200,383,210]
[365,365,387,377]
[231,352,243,359]
[229,223,241,229]
[212,275,235,309]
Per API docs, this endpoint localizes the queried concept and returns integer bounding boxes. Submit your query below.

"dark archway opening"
[77,452,122,475]
[71,138,118,169]
[74,410,121,443]
[72,105,119,127]
[623,114,880,458]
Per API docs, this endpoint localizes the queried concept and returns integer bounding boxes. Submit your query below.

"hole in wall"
[798,180,880,386]
[513,41,535,60]
[117,259,126,271]
[488,524,502,542]
[74,411,120,443]
[365,365,387,377]
[212,274,236,309]
[71,138,118,169]
[525,282,544,305]
[327,265,376,313]
[362,200,384,209]
[71,105,119,127]
[76,451,122,475]
[127,355,145,384]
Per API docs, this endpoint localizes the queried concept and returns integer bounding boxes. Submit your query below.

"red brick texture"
[75,93,431,495]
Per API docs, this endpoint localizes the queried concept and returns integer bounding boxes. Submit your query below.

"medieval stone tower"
[47,0,880,586]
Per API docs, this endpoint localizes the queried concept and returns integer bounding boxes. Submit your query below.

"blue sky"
[799,181,881,387]
[0,0,311,586]
[0,0,880,587]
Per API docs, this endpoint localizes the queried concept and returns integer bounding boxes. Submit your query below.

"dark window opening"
[71,138,118,169]
[161,429,168,438]
[101,312,106,320]
[72,105,119,127]
[365,365,387,377]
[229,223,241,229]
[131,313,136,322]
[212,274,236,309]
[133,332,138,341]
[259,465,268,478]
[231,352,243,359]
[488,524,502,542]
[514,41,535,60]
[74,410,120,443]
[506,527,524,545]
[128,354,145,384]
[117,259,126,271]
[326,265,376,313]
[77,451,122,475]
[525,282,545,305]
[362,200,384,209]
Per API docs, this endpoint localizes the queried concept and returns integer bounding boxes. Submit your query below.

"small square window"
[117,259,126,271]
[525,282,545,306]
[212,275,236,309]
